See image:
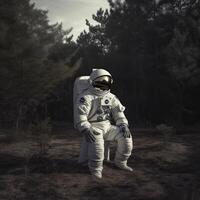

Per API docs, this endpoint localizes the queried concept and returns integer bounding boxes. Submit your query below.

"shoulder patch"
[105,99,109,104]
[80,97,86,103]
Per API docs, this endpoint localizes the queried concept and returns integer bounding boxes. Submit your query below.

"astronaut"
[74,69,133,179]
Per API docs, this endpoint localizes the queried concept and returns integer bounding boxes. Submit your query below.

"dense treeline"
[76,0,200,127]
[0,0,200,129]
[0,0,79,128]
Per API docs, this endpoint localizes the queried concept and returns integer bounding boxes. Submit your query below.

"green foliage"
[29,118,52,155]
[0,0,79,127]
[1,0,199,127]
[156,123,176,146]
[75,0,200,126]
[77,8,111,55]
[165,26,200,87]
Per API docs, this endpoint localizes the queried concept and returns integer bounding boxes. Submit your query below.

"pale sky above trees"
[31,0,109,40]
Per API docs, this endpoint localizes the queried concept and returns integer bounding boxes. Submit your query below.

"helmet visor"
[92,76,113,91]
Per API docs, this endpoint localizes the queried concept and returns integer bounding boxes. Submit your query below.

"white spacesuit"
[74,69,133,179]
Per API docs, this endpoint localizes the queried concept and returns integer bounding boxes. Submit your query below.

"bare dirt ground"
[0,125,200,200]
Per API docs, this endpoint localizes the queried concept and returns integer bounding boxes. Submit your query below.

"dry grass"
[0,127,200,200]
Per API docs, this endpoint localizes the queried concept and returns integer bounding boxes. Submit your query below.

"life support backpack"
[73,76,90,128]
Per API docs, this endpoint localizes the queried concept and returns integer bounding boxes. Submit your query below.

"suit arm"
[111,96,128,126]
[75,96,92,132]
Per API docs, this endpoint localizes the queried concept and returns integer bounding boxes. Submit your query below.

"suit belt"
[89,119,110,123]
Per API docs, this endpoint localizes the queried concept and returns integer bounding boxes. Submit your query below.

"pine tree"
[0,0,80,128]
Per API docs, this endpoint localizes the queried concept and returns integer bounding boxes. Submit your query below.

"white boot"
[92,171,102,179]
[115,163,133,172]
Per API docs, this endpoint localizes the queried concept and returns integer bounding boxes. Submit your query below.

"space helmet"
[89,69,113,91]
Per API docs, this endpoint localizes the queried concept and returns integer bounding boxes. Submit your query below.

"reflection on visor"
[94,76,111,83]
[92,76,113,91]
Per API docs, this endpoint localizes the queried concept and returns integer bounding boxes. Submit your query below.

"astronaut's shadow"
[0,153,90,175]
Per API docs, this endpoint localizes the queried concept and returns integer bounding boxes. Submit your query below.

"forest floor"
[0,124,200,200]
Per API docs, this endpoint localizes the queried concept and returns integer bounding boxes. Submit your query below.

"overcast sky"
[31,0,109,40]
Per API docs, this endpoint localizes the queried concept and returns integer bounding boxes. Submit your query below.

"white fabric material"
[90,69,112,82]
[73,76,90,129]
[81,121,133,174]
[74,88,132,175]
[75,88,128,131]
[74,69,132,176]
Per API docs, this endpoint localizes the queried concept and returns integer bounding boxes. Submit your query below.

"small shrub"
[156,124,176,146]
[29,118,52,155]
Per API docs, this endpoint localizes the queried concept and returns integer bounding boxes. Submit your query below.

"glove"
[82,128,96,143]
[119,124,131,138]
